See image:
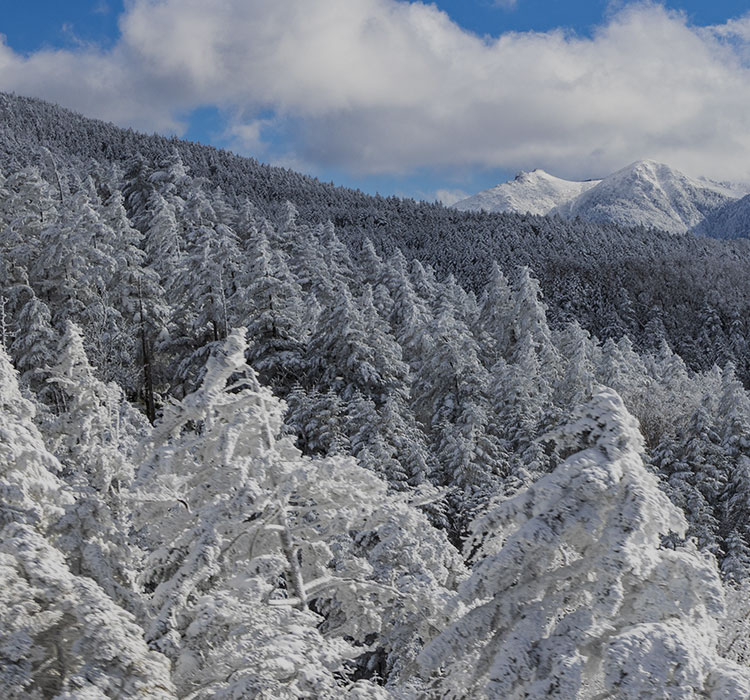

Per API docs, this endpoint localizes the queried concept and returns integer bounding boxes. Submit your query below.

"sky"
[2,1,750,203]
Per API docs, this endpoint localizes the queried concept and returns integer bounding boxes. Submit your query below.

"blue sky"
[2,1,750,201]
[5,2,746,54]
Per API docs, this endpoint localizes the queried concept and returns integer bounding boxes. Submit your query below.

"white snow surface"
[452,169,600,216]
[453,160,750,234]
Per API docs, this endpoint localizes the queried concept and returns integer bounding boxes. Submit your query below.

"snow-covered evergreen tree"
[0,166,58,280]
[232,226,309,393]
[45,322,145,614]
[509,266,560,386]
[307,283,408,406]
[134,329,462,696]
[420,389,750,699]
[659,392,725,554]
[0,341,174,699]
[718,364,750,580]
[475,262,513,365]
[9,290,57,393]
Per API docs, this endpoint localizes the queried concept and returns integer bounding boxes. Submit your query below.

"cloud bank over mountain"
[2,1,750,182]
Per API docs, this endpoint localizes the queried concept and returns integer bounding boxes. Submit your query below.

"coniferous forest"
[4,93,750,698]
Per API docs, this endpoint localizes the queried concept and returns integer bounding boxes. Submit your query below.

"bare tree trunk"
[254,378,308,610]
[277,505,307,611]
[0,294,7,350]
[138,278,156,424]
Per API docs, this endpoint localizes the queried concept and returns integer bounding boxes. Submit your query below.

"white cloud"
[435,188,470,205]
[2,1,750,182]
[223,118,272,154]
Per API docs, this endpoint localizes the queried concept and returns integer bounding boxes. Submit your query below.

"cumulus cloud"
[435,188,471,205]
[2,1,750,182]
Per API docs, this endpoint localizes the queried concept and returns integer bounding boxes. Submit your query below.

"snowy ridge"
[552,160,741,233]
[452,169,600,215]
[455,160,749,234]
[693,193,750,239]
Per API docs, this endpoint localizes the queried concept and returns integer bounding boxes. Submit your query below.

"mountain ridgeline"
[3,92,750,696]
[454,159,750,236]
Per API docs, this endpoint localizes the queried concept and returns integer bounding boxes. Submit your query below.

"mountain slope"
[4,92,750,385]
[552,160,740,234]
[452,169,600,215]
[454,160,747,234]
[693,193,750,239]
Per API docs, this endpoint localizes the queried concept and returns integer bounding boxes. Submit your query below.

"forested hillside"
[3,92,750,384]
[3,93,750,697]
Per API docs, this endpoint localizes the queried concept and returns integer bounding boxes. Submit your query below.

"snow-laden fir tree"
[143,190,183,283]
[718,363,750,580]
[32,189,117,331]
[0,341,175,699]
[509,266,560,387]
[639,340,694,448]
[412,290,504,538]
[409,257,438,302]
[45,321,146,615]
[306,283,408,406]
[419,388,750,699]
[489,337,553,482]
[346,390,430,487]
[149,149,190,212]
[8,289,57,394]
[475,262,513,366]
[554,321,597,409]
[100,186,167,395]
[658,391,725,554]
[180,220,241,343]
[382,251,435,374]
[231,225,309,393]
[319,220,356,290]
[355,237,385,292]
[0,337,67,532]
[122,154,154,233]
[133,329,463,697]
[285,385,352,456]
[0,166,58,280]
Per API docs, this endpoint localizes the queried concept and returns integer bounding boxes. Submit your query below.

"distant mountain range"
[453,160,750,237]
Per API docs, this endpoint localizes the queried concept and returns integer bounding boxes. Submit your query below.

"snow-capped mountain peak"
[551,160,740,233]
[453,159,750,234]
[452,168,600,216]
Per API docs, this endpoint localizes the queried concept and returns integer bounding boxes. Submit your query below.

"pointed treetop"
[0,342,27,416]
[550,385,644,461]
[47,321,94,392]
